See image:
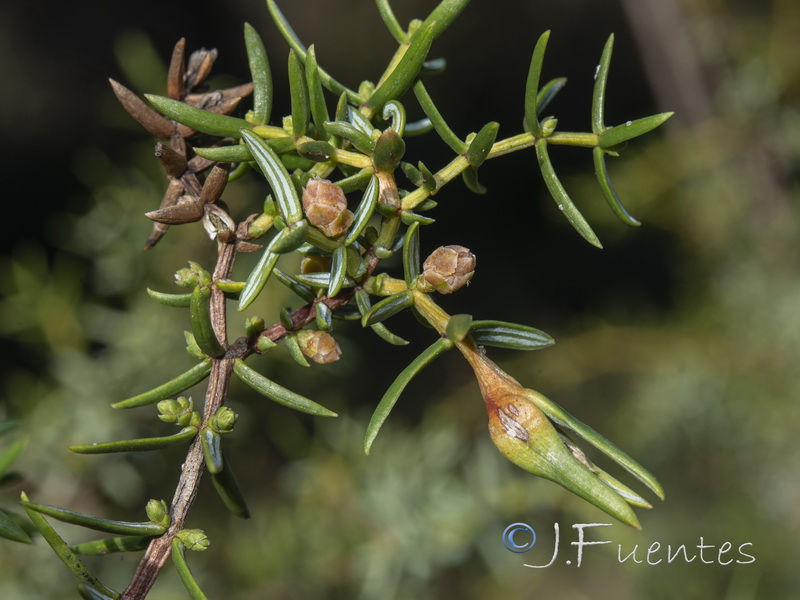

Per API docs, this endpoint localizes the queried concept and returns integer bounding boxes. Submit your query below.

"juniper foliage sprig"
[16,1,671,597]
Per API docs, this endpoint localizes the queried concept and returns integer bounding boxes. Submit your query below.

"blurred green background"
[1,0,798,598]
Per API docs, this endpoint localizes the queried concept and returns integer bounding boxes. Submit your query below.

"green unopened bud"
[247,213,275,239]
[541,116,558,137]
[211,406,238,433]
[145,499,170,529]
[174,267,199,288]
[296,330,342,365]
[422,245,476,294]
[462,344,641,529]
[157,396,195,426]
[245,316,266,337]
[175,528,209,552]
[302,178,354,238]
[256,335,277,353]
[174,262,211,288]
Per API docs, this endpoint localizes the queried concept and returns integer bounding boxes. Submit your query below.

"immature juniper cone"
[302,177,355,238]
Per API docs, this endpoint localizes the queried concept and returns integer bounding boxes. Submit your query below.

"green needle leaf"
[0,509,33,544]
[593,146,641,226]
[364,337,454,454]
[315,302,333,331]
[355,290,410,346]
[273,268,316,303]
[344,174,379,245]
[190,286,225,358]
[336,167,374,194]
[306,45,331,140]
[469,320,555,350]
[404,117,434,136]
[77,584,119,600]
[295,271,355,289]
[590,465,653,509]
[266,0,364,104]
[172,540,210,600]
[233,359,337,417]
[445,314,472,342]
[209,460,250,519]
[244,22,272,126]
[461,166,486,194]
[599,112,674,148]
[21,493,119,597]
[524,31,551,138]
[367,21,437,111]
[420,0,472,40]
[21,498,167,536]
[241,129,304,223]
[69,427,198,454]
[270,219,309,253]
[536,77,567,116]
[0,437,26,478]
[285,334,311,367]
[238,245,279,311]
[328,245,348,297]
[592,34,614,135]
[145,94,250,138]
[347,106,374,136]
[71,535,153,556]
[146,288,192,308]
[466,121,499,168]
[524,391,665,500]
[376,0,409,43]
[323,121,374,154]
[201,428,223,474]
[113,359,212,409]
[403,222,421,286]
[361,290,414,327]
[288,49,309,137]
[413,81,466,153]
[535,139,602,248]
[193,144,254,163]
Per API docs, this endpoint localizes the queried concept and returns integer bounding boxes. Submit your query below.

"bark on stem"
[121,240,237,600]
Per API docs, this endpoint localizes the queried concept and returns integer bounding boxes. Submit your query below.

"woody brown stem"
[121,240,237,600]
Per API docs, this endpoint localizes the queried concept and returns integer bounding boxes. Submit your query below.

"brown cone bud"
[296,330,342,365]
[422,245,476,294]
[302,178,354,238]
